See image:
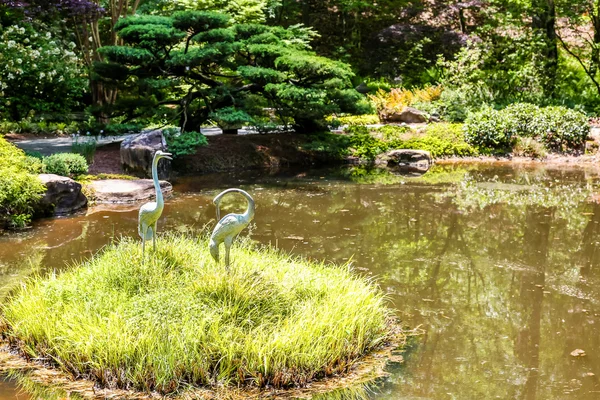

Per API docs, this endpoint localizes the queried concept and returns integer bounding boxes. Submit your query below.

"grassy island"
[0,235,392,395]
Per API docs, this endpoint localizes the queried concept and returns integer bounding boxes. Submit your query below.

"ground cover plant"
[305,123,478,160]
[0,137,46,228]
[0,234,392,394]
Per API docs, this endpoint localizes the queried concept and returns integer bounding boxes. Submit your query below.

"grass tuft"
[0,234,392,394]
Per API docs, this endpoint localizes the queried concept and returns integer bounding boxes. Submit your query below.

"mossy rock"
[0,235,392,394]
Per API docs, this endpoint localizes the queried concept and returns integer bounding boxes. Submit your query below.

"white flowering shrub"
[0,24,87,120]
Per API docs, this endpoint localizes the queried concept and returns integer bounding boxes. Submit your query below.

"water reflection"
[3,164,600,398]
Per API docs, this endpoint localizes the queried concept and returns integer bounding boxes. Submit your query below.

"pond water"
[2,163,600,399]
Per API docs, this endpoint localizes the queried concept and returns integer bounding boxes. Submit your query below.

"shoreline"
[0,323,408,400]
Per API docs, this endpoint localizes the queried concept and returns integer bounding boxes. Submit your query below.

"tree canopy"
[94,10,369,132]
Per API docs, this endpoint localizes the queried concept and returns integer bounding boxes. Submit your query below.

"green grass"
[0,235,392,394]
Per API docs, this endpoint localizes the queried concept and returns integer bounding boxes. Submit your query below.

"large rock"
[376,149,432,174]
[87,179,172,204]
[120,130,171,179]
[36,174,87,216]
[382,107,428,124]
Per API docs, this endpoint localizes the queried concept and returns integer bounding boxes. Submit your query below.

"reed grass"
[1,234,391,394]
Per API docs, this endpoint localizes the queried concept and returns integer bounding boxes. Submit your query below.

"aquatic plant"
[0,234,392,394]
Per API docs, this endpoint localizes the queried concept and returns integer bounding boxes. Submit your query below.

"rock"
[36,174,87,216]
[376,149,432,175]
[120,130,171,179]
[87,179,172,204]
[377,149,432,166]
[382,107,428,124]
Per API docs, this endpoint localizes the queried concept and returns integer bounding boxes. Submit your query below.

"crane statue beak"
[162,152,173,161]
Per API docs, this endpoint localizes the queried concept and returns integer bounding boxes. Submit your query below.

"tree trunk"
[531,0,557,96]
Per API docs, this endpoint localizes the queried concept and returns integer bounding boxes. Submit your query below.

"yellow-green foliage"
[0,136,45,228]
[1,235,391,394]
[326,114,380,127]
[368,86,443,122]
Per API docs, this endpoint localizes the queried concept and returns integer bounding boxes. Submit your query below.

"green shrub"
[465,103,589,153]
[43,153,89,176]
[0,137,46,228]
[464,106,515,150]
[1,235,391,393]
[502,103,541,136]
[530,106,589,151]
[164,129,208,157]
[24,156,45,174]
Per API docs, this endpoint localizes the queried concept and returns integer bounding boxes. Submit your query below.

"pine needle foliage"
[1,235,391,394]
[94,11,370,132]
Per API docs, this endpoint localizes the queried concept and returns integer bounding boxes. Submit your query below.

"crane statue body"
[210,189,255,269]
[138,150,172,254]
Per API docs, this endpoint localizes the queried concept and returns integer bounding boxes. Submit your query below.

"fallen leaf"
[571,349,586,357]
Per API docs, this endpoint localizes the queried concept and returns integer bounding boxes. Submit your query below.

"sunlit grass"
[0,234,391,394]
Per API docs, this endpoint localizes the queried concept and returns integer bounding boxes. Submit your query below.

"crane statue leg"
[224,236,234,270]
[141,224,149,256]
[153,222,158,252]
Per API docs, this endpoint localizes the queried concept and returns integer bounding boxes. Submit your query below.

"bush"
[465,103,590,152]
[530,106,590,151]
[0,137,46,228]
[463,106,516,150]
[24,156,45,174]
[43,153,88,176]
[0,235,391,393]
[164,129,208,157]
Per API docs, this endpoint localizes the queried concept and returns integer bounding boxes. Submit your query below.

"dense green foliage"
[42,153,89,176]
[0,23,86,120]
[0,234,391,393]
[464,103,590,152]
[163,129,208,157]
[93,10,368,132]
[0,137,46,228]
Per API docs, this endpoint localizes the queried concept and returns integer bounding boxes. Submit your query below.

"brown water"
[2,164,600,399]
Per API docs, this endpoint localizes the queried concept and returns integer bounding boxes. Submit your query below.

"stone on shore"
[120,130,171,179]
[87,179,172,204]
[36,174,87,216]
[381,107,428,124]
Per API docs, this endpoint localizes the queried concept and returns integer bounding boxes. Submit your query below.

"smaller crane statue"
[209,189,255,269]
[138,150,172,256]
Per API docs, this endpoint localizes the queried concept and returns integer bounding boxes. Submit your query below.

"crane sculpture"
[138,150,172,255]
[210,188,255,269]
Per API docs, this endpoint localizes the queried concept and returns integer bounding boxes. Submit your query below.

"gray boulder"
[36,174,87,216]
[120,130,171,179]
[383,107,428,124]
[376,149,432,173]
[87,179,172,204]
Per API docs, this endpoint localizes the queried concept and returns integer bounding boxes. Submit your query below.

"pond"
[2,163,600,399]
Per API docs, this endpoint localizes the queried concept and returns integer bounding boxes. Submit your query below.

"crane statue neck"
[215,189,255,221]
[152,154,164,206]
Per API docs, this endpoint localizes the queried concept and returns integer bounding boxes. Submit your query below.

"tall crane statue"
[138,150,172,255]
[209,188,255,269]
